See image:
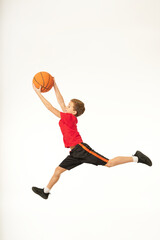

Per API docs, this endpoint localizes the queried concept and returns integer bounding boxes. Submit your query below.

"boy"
[32,79,152,200]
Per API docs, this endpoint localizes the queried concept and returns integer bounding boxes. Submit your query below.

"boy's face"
[66,101,77,116]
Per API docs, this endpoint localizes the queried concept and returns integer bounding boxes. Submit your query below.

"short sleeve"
[60,112,65,119]
[60,112,71,121]
[60,112,77,126]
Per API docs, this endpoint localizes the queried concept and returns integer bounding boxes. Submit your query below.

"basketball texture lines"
[33,72,54,92]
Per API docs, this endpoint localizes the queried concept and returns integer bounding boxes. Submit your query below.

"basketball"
[32,71,54,92]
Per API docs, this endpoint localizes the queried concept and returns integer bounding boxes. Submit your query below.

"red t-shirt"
[59,112,83,148]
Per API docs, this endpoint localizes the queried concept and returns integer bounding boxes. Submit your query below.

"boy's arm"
[33,83,61,118]
[53,80,67,112]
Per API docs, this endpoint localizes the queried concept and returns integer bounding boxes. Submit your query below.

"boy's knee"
[54,166,66,176]
[105,160,112,167]
[54,167,61,176]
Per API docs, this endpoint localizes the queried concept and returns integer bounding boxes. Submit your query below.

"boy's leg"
[32,166,67,199]
[45,154,83,191]
[46,166,67,190]
[105,150,152,167]
[105,156,133,167]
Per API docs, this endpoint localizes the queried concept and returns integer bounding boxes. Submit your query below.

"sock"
[132,156,138,163]
[44,187,50,193]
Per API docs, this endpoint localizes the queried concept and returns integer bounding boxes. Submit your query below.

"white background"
[1,0,160,239]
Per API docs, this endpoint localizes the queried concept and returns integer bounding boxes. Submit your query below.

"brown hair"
[71,98,85,117]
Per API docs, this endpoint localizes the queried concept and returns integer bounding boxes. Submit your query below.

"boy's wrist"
[53,81,56,88]
[53,81,64,103]
[36,91,41,96]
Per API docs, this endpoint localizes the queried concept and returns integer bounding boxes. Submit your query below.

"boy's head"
[66,99,85,117]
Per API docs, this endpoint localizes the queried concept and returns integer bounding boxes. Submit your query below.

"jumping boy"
[32,79,152,200]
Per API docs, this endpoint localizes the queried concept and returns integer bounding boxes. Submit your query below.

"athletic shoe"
[133,151,152,166]
[32,187,50,199]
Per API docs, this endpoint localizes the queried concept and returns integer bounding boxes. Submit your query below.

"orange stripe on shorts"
[79,143,109,163]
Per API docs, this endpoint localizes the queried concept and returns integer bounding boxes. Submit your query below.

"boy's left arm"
[32,83,61,118]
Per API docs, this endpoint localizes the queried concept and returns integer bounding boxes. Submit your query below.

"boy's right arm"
[53,79,67,112]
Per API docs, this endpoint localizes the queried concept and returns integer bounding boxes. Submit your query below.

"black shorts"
[59,142,109,170]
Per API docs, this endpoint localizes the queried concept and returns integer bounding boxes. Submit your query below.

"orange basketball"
[32,71,54,92]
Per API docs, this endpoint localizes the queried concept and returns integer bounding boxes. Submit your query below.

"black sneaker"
[32,187,50,199]
[132,151,152,166]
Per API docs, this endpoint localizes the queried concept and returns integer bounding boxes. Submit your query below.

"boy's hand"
[53,77,55,84]
[32,82,41,93]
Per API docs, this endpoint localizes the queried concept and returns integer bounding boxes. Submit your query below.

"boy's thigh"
[79,143,109,166]
[59,155,83,171]
[82,152,109,166]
